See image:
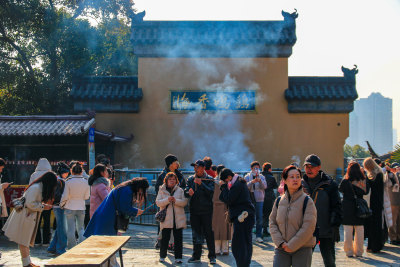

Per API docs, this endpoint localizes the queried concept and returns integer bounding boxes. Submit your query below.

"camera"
[107,168,115,181]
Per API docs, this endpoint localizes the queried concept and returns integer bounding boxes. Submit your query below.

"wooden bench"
[44,235,130,267]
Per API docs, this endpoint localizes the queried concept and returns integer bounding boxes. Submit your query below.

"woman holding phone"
[2,172,57,267]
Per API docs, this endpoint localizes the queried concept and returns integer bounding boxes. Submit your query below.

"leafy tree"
[391,143,400,163]
[344,144,370,159]
[94,18,137,76]
[0,0,137,115]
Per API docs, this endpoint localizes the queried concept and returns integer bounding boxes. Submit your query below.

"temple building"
[0,114,132,184]
[69,10,358,174]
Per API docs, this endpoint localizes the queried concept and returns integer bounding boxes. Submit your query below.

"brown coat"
[269,188,317,252]
[156,184,188,230]
[212,180,232,240]
[2,183,44,247]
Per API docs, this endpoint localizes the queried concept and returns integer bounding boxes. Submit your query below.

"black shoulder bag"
[350,183,372,219]
[112,189,130,233]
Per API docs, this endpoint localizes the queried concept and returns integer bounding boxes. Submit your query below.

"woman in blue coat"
[84,177,148,237]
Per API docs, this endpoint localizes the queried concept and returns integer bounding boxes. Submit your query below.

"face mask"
[252,169,259,175]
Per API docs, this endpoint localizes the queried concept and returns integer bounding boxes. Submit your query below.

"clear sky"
[134,0,400,142]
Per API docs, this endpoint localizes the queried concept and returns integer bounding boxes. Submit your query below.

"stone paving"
[1,224,400,266]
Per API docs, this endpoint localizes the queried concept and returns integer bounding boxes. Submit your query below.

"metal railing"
[114,169,339,225]
[114,169,284,226]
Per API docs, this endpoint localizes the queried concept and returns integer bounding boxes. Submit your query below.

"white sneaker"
[159,258,165,262]
[238,211,248,222]
[256,237,263,243]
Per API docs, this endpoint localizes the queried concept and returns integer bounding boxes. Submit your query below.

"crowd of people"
[0,155,148,267]
[0,153,400,267]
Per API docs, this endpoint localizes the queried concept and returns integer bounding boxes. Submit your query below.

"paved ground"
[1,224,400,266]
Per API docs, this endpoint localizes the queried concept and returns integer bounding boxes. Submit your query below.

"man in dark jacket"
[155,154,186,194]
[261,162,277,237]
[184,159,216,264]
[220,168,255,267]
[154,154,186,249]
[302,154,342,267]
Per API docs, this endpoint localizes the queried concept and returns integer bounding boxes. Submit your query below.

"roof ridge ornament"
[341,65,358,80]
[132,11,146,23]
[282,9,298,24]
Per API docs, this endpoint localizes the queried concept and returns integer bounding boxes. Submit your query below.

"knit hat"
[165,154,178,167]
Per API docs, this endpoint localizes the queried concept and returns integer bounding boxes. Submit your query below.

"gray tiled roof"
[132,21,296,45]
[284,67,358,113]
[70,76,142,100]
[285,77,358,101]
[0,115,95,136]
[130,11,298,57]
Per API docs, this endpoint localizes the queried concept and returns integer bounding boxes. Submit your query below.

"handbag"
[155,204,169,223]
[350,183,372,219]
[112,190,130,233]
[155,190,173,223]
[11,196,25,212]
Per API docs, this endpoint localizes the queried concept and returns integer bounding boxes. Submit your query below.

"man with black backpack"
[302,154,342,267]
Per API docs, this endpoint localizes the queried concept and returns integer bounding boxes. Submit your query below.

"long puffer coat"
[2,183,44,247]
[156,184,188,230]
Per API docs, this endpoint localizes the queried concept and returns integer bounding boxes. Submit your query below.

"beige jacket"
[60,175,90,210]
[2,183,44,247]
[156,184,188,230]
[269,188,317,252]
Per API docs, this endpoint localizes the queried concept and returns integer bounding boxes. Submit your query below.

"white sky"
[134,0,400,141]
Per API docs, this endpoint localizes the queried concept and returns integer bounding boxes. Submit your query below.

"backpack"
[275,195,319,247]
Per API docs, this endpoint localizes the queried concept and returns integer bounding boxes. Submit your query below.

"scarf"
[228,174,239,189]
[92,177,110,187]
[352,179,367,193]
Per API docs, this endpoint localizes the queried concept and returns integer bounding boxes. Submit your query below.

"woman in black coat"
[219,168,255,267]
[339,162,369,257]
[363,157,385,253]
